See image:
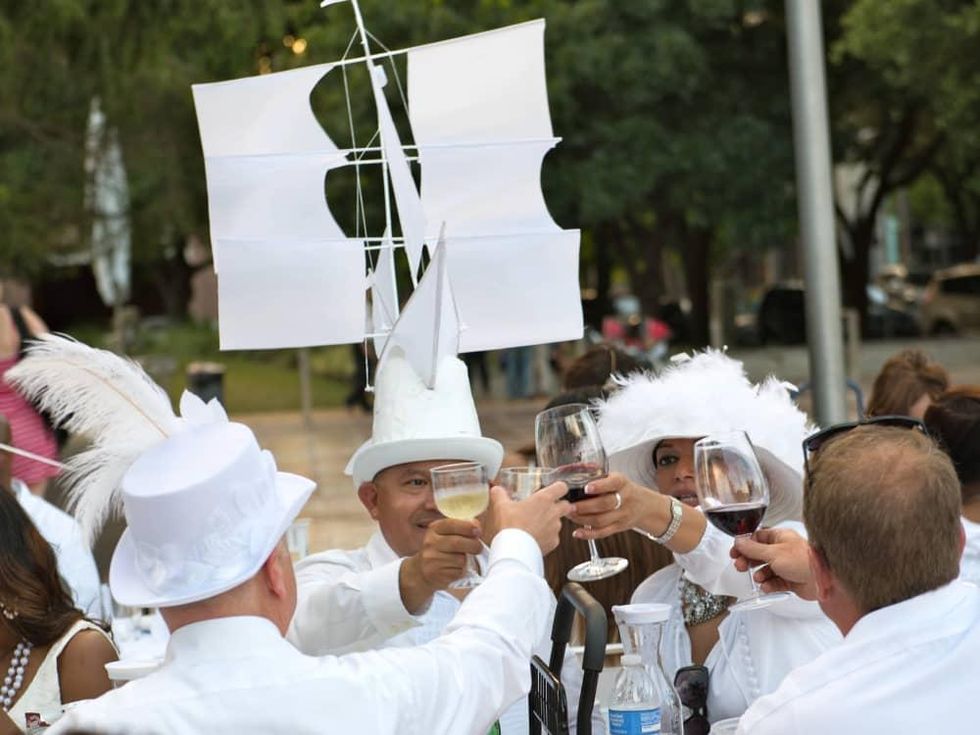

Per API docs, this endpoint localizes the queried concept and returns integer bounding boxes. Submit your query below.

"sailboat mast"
[346,0,401,308]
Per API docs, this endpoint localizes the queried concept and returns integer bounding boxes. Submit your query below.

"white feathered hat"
[597,350,814,525]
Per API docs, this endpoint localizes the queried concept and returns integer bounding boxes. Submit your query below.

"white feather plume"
[6,334,181,541]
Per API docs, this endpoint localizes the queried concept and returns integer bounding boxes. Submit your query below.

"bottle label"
[608,707,661,735]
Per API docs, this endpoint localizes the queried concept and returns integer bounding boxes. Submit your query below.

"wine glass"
[430,461,490,589]
[693,430,791,611]
[535,404,628,582]
[498,466,554,500]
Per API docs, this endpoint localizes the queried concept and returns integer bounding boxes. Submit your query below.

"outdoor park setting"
[1,1,980,733]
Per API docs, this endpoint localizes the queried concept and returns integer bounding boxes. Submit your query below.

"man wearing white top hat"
[9,336,571,735]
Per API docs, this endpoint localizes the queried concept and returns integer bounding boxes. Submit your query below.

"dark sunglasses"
[802,415,928,479]
[674,665,709,735]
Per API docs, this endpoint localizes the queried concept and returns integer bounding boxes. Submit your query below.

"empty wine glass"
[535,404,628,582]
[498,466,554,500]
[430,461,490,589]
[693,430,791,611]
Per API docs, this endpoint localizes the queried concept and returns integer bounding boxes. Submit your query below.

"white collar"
[846,581,976,646]
[166,616,292,665]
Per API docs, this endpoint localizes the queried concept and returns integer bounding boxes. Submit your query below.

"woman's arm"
[57,628,118,703]
[20,307,49,337]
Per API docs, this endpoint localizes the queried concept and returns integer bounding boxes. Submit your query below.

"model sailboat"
[191,1,582,387]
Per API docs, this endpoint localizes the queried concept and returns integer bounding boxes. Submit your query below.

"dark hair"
[866,349,949,417]
[924,387,980,500]
[562,345,644,391]
[544,520,673,643]
[0,490,82,646]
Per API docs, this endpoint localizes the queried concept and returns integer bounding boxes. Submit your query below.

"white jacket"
[737,581,980,734]
[52,529,551,735]
[288,530,584,734]
[961,517,980,586]
[632,523,841,723]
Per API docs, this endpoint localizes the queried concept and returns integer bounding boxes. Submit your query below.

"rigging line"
[340,50,363,240]
[366,30,411,117]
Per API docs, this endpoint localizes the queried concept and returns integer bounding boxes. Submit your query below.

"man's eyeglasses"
[674,665,709,735]
[802,415,928,480]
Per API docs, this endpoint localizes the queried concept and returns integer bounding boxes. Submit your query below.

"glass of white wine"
[498,466,554,500]
[430,461,490,589]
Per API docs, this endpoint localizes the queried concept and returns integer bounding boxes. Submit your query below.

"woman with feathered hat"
[569,351,840,724]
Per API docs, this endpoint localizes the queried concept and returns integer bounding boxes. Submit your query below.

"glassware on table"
[534,403,628,582]
[497,466,554,500]
[693,430,791,611]
[430,461,490,589]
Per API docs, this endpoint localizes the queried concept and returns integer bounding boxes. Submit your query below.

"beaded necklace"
[679,577,732,627]
[0,640,32,711]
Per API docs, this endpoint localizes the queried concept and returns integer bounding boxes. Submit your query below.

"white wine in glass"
[431,461,490,589]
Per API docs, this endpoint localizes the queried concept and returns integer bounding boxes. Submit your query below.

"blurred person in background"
[0,305,59,496]
[866,348,948,419]
[562,344,644,391]
[0,416,100,618]
[924,386,980,585]
[0,489,115,731]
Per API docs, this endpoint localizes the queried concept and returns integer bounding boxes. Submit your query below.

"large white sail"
[192,64,365,349]
[407,20,583,351]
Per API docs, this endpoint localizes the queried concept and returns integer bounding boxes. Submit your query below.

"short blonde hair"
[804,425,961,613]
[867,349,948,417]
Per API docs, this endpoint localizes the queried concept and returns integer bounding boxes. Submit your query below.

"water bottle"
[608,654,661,735]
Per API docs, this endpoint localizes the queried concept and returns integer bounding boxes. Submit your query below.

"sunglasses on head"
[674,665,709,735]
[802,415,928,479]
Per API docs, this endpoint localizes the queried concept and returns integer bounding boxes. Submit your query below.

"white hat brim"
[609,435,803,527]
[347,436,504,487]
[109,471,315,608]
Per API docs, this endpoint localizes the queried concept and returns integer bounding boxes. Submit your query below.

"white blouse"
[631,523,841,723]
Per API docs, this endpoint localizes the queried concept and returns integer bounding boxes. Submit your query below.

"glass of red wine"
[535,404,628,582]
[693,430,791,611]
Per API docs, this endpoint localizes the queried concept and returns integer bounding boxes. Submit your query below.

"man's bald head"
[804,425,962,613]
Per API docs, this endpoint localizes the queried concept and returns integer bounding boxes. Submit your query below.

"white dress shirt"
[52,529,552,735]
[13,478,100,617]
[632,523,840,723]
[737,581,980,734]
[960,517,980,586]
[289,529,584,735]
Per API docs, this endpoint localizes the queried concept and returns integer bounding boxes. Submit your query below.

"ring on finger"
[613,492,622,511]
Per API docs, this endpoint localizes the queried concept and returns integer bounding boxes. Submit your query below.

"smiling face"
[652,437,701,506]
[356,459,465,557]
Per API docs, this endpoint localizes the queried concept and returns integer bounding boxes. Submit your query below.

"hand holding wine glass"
[535,404,628,582]
[430,462,490,589]
[694,430,791,611]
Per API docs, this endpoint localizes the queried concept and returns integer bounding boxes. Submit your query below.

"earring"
[0,605,17,621]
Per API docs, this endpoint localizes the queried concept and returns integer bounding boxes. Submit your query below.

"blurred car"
[921,263,980,335]
[754,282,920,344]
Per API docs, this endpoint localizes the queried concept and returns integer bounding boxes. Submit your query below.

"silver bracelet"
[633,497,683,545]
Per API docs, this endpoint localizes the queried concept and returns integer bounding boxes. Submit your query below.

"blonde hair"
[867,349,949,417]
[804,426,961,613]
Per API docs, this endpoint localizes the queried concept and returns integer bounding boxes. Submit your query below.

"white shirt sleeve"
[287,549,421,655]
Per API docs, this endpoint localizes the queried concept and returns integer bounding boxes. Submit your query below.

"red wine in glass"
[704,501,767,537]
[552,463,605,503]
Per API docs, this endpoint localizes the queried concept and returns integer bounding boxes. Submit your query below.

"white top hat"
[598,350,814,526]
[345,348,503,486]
[111,421,314,607]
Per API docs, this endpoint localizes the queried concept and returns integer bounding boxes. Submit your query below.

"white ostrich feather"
[597,349,817,525]
[6,334,181,540]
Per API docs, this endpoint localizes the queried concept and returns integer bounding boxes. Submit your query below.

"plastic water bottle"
[608,653,661,735]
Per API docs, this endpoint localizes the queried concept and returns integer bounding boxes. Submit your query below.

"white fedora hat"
[598,350,814,526]
[346,348,503,487]
[110,421,315,607]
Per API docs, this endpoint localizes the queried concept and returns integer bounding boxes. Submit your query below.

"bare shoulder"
[57,627,117,703]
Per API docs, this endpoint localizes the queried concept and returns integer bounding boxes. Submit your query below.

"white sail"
[192,64,366,349]
[378,238,459,388]
[369,228,399,357]
[407,20,583,349]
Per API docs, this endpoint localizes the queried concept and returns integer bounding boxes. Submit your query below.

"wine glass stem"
[738,533,763,597]
[586,538,603,566]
